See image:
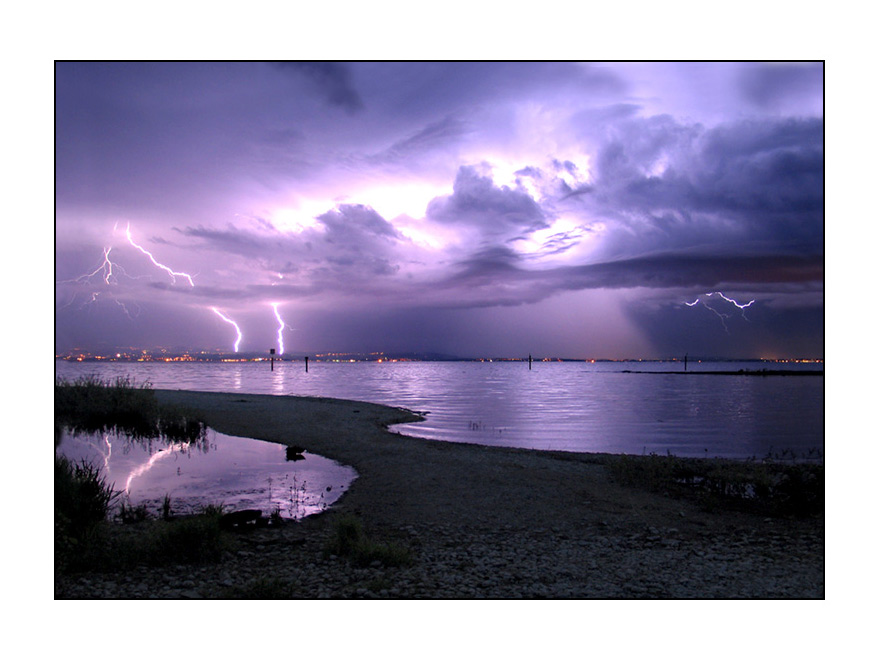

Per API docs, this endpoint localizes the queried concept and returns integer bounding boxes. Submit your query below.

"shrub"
[324,515,412,567]
[608,453,824,517]
[55,456,120,571]
[147,514,228,565]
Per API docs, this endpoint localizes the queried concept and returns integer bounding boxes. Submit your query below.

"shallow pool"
[55,427,358,520]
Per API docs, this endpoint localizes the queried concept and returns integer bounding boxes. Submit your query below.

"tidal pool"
[55,427,358,520]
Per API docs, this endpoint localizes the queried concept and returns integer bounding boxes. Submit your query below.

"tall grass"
[55,375,158,438]
[55,375,206,443]
[55,455,120,571]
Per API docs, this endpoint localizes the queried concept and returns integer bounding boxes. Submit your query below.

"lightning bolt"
[56,244,144,317]
[100,247,114,284]
[124,442,187,493]
[683,291,757,333]
[124,223,195,286]
[212,307,243,352]
[712,292,755,315]
[271,302,290,355]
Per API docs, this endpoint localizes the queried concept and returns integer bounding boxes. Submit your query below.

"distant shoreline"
[621,369,823,376]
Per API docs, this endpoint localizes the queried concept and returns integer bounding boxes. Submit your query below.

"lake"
[55,359,823,460]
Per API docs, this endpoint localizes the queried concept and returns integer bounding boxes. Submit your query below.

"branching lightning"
[212,307,243,352]
[124,223,195,286]
[57,222,193,323]
[713,292,755,314]
[56,243,144,318]
[58,223,293,354]
[684,291,756,333]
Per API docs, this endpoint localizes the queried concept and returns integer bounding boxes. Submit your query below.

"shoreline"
[621,369,823,376]
[56,389,824,598]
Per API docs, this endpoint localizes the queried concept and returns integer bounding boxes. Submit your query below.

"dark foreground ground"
[55,390,823,598]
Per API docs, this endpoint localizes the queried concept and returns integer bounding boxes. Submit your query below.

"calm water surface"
[55,427,357,519]
[55,360,824,459]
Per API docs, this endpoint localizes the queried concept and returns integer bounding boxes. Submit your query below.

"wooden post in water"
[528,353,532,370]
[270,348,275,371]
[684,353,688,372]
[305,356,309,373]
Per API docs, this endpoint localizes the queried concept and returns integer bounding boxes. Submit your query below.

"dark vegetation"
[608,453,824,517]
[324,514,413,568]
[55,376,227,574]
[55,375,206,443]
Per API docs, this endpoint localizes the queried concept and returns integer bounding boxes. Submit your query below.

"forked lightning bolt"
[56,245,143,318]
[684,291,756,333]
[212,307,243,352]
[125,223,195,286]
[60,223,292,353]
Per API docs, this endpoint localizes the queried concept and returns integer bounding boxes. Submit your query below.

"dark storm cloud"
[438,246,823,309]
[178,203,407,297]
[55,62,823,357]
[738,62,824,110]
[273,62,364,113]
[692,118,824,219]
[426,165,549,236]
[358,62,626,121]
[575,115,823,260]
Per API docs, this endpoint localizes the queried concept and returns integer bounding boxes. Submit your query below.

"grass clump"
[55,375,159,438]
[59,510,234,574]
[55,456,120,571]
[608,454,824,517]
[146,513,229,565]
[324,514,413,568]
[55,375,206,442]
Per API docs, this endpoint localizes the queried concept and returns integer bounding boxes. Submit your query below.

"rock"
[220,509,263,529]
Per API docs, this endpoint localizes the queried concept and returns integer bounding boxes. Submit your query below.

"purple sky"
[55,62,823,359]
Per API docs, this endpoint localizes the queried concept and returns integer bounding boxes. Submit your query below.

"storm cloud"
[55,62,823,358]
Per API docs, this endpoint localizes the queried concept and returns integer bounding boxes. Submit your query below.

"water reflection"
[55,427,357,520]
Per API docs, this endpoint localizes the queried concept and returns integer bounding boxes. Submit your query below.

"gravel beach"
[55,389,824,599]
